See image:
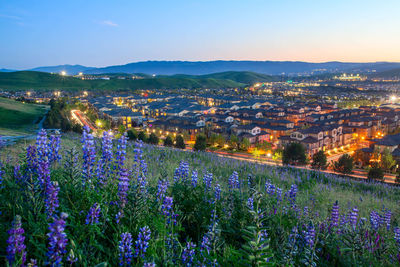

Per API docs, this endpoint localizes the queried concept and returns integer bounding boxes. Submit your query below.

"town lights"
[60,71,67,76]
[390,95,397,102]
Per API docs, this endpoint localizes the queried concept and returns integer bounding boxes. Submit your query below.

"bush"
[333,154,353,174]
[282,143,307,165]
[175,135,186,149]
[164,135,173,147]
[311,150,328,170]
[138,131,148,142]
[127,129,138,141]
[368,165,384,182]
[194,134,207,151]
[148,133,159,145]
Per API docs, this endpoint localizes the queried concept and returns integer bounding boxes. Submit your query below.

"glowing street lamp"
[390,95,397,102]
[60,71,67,76]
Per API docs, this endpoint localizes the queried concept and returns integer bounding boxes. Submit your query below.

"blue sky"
[1,0,400,69]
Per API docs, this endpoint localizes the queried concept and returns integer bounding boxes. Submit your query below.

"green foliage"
[117,125,126,134]
[148,133,159,145]
[138,131,148,142]
[380,148,395,172]
[127,129,138,141]
[311,150,328,170]
[163,135,173,147]
[194,134,207,151]
[282,143,307,165]
[368,165,384,181]
[333,154,354,174]
[175,135,185,149]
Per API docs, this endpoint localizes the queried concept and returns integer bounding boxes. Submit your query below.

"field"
[0,130,399,266]
[0,97,48,136]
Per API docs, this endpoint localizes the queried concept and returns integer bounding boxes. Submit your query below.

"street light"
[60,71,67,76]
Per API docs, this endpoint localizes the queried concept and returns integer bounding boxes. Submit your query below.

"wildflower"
[119,232,133,266]
[48,131,61,164]
[228,171,239,190]
[394,227,400,245]
[47,213,68,267]
[26,145,38,174]
[383,209,391,230]
[85,203,101,225]
[370,211,381,230]
[247,197,254,210]
[174,161,189,183]
[214,183,221,201]
[118,169,130,209]
[36,129,49,162]
[288,184,297,206]
[143,262,155,267]
[67,249,78,265]
[203,172,213,191]
[28,258,38,267]
[191,170,198,188]
[156,179,169,203]
[182,241,196,266]
[349,207,358,229]
[6,215,26,266]
[38,160,51,189]
[135,226,151,258]
[330,201,339,227]
[116,133,128,171]
[81,126,96,185]
[161,196,177,225]
[304,225,315,249]
[14,165,24,184]
[200,234,211,255]
[45,181,60,219]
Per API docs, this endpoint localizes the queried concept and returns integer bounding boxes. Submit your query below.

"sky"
[1,0,400,69]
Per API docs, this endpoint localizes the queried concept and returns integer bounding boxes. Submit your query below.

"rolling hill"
[171,71,279,84]
[0,71,245,91]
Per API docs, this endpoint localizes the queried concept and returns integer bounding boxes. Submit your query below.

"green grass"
[0,97,48,136]
[0,71,245,91]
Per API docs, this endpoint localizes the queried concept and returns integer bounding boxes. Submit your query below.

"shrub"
[175,135,186,149]
[194,134,207,151]
[333,154,353,174]
[282,143,307,165]
[311,150,328,170]
[368,165,384,182]
[148,133,159,145]
[164,135,173,147]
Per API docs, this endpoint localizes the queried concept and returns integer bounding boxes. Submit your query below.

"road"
[70,110,97,131]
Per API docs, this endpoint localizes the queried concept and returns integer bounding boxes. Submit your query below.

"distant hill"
[0,68,16,72]
[171,71,279,84]
[29,64,95,75]
[369,68,400,79]
[12,60,400,76]
[0,71,245,91]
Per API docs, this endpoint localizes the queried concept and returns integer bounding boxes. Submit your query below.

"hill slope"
[0,71,245,91]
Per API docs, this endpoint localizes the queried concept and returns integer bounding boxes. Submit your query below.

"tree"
[311,150,328,170]
[175,135,186,149]
[380,148,396,172]
[240,138,251,151]
[138,131,148,142]
[127,129,138,141]
[164,135,173,147]
[368,165,384,182]
[118,124,126,134]
[148,133,159,145]
[282,143,307,165]
[229,134,240,150]
[194,134,207,151]
[333,154,353,174]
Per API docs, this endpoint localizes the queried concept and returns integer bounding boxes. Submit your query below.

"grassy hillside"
[0,71,245,91]
[0,97,48,136]
[0,132,399,266]
[172,71,279,84]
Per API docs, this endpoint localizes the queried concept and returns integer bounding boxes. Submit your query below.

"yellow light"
[78,72,83,76]
[60,71,67,76]
[390,95,397,101]
[267,153,271,157]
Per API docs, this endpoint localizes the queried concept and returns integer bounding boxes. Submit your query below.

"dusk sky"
[1,0,400,69]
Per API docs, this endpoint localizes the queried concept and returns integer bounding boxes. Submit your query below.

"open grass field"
[0,131,400,266]
[0,97,48,136]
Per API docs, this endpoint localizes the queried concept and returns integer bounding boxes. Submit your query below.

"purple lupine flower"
[143,262,155,267]
[36,129,49,162]
[47,212,68,267]
[304,225,315,249]
[370,211,381,230]
[174,161,189,183]
[288,184,298,206]
[161,196,177,225]
[247,197,254,210]
[228,171,239,190]
[394,227,400,245]
[116,133,128,171]
[191,170,198,188]
[214,183,221,201]
[6,215,26,266]
[330,201,339,227]
[0,161,3,186]
[156,179,169,203]
[247,174,253,188]
[26,145,38,174]
[38,160,51,189]
[182,241,196,266]
[48,131,61,164]
[350,207,358,230]
[13,165,24,184]
[81,126,96,185]
[66,250,78,265]
[45,181,60,218]
[276,187,283,202]
[85,203,101,225]
[134,226,151,258]
[303,206,309,217]
[133,141,147,192]
[28,258,38,267]
[203,172,213,191]
[200,235,211,255]
[119,232,133,266]
[118,168,130,209]
[383,209,391,230]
